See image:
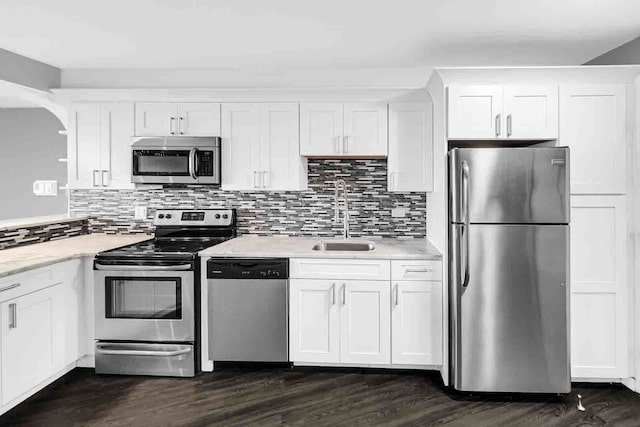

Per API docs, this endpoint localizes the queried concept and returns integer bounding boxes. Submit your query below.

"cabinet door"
[134,103,178,136]
[503,85,558,139]
[343,103,388,156]
[559,85,627,194]
[58,260,83,367]
[448,85,503,139]
[1,285,64,405]
[299,103,343,156]
[339,281,390,364]
[289,279,340,363]
[221,103,261,191]
[68,104,101,189]
[259,103,306,191]
[391,281,442,365]
[570,195,627,379]
[388,103,433,192]
[177,103,221,136]
[100,103,134,189]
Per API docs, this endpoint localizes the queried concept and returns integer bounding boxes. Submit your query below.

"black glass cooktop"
[96,237,231,260]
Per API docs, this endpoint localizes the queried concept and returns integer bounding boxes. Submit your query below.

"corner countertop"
[199,235,442,260]
[0,234,151,279]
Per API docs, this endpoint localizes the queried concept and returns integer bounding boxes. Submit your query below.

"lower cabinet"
[391,281,442,365]
[1,284,64,405]
[290,276,442,367]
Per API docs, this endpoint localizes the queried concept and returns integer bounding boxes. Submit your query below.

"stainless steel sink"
[312,240,376,252]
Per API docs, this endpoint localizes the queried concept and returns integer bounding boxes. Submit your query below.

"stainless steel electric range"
[93,209,236,377]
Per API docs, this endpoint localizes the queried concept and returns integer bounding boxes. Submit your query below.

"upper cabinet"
[388,103,433,192]
[300,103,388,157]
[559,85,627,195]
[134,103,221,136]
[448,85,558,140]
[68,103,134,189]
[221,103,306,191]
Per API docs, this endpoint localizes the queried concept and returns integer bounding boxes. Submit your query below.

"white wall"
[0,108,67,220]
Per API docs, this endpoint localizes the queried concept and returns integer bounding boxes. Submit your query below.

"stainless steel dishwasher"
[207,258,289,363]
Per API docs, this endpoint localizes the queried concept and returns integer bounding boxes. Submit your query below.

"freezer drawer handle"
[96,345,192,357]
[461,161,471,288]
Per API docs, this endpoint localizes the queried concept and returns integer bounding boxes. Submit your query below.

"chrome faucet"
[334,179,350,239]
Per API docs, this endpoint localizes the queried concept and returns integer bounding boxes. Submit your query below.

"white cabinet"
[135,102,221,136]
[340,281,390,364]
[289,279,390,365]
[68,103,134,189]
[391,281,442,365]
[559,85,627,194]
[221,103,306,191]
[300,103,388,157]
[388,103,433,192]
[1,285,64,405]
[570,195,628,379]
[448,85,558,140]
[289,279,340,363]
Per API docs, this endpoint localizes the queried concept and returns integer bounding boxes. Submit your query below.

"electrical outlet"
[391,208,407,218]
[134,206,148,220]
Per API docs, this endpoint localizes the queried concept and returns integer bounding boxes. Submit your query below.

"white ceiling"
[0,0,639,69]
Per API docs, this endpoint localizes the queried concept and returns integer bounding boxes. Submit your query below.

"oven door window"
[105,277,182,319]
[132,150,190,176]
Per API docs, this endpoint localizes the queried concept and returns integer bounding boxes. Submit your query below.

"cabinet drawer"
[0,263,69,303]
[391,260,442,281]
[290,258,390,281]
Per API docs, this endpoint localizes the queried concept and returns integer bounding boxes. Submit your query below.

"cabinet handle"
[0,283,20,293]
[334,136,341,154]
[8,303,16,329]
[343,136,349,153]
[179,117,185,135]
[405,268,433,273]
[331,283,336,306]
[92,170,100,187]
[495,114,501,137]
[342,283,346,305]
[170,117,176,135]
[253,171,260,189]
[389,172,396,190]
[394,283,399,306]
[101,170,110,187]
[262,171,269,189]
[507,114,512,137]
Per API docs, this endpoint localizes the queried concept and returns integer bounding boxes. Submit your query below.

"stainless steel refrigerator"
[448,147,570,393]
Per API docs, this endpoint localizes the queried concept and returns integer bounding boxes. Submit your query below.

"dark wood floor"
[2,368,640,427]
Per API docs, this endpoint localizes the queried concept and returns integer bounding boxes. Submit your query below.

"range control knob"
[222,214,229,219]
[158,214,165,219]
[215,214,221,219]
[166,214,172,219]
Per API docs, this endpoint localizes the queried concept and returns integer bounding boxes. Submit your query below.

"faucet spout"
[334,179,350,240]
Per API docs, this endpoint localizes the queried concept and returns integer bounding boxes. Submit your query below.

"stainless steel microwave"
[131,137,221,185]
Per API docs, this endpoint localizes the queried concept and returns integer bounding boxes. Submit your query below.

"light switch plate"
[32,180,58,196]
[391,208,407,218]
[134,206,148,220]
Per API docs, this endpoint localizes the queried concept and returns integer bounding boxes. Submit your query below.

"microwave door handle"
[189,148,197,179]
[461,161,470,287]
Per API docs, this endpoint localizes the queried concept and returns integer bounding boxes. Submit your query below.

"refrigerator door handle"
[461,161,470,287]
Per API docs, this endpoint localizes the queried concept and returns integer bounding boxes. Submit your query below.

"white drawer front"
[391,260,442,281]
[291,258,391,281]
[0,267,55,303]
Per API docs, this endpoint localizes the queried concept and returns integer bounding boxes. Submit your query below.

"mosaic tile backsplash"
[0,219,89,250]
[70,159,427,238]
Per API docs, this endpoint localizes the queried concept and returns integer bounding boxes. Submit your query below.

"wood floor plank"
[1,368,639,426]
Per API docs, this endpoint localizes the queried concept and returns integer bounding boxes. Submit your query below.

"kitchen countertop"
[0,234,151,279]
[0,214,89,231]
[200,235,442,260]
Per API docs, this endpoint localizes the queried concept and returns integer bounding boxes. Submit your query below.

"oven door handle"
[96,345,192,357]
[189,148,198,180]
[94,263,192,271]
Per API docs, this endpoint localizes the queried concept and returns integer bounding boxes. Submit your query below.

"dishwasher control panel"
[207,258,288,279]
